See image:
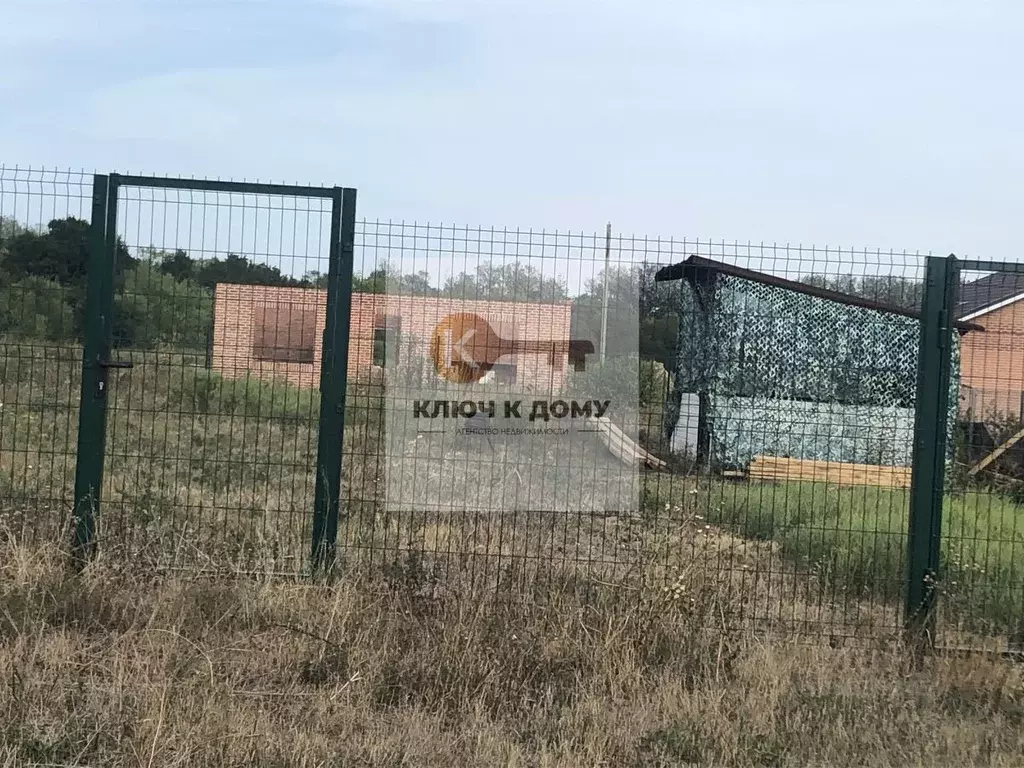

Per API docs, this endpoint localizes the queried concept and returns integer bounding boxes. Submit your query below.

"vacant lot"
[2,341,1023,643]
[2,540,1024,767]
[3,341,1024,764]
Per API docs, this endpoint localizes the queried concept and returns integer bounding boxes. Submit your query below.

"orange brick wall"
[959,299,1024,419]
[212,284,575,391]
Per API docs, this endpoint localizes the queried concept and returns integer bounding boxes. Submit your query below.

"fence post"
[312,187,357,573]
[71,174,117,565]
[906,253,958,649]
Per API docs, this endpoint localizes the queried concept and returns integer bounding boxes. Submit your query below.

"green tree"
[353,267,387,293]
[572,263,683,368]
[0,276,75,341]
[0,215,26,241]
[350,261,437,295]
[393,270,436,295]
[157,249,196,282]
[442,263,566,301]
[4,217,136,286]
[0,216,138,341]
[191,253,304,289]
[115,261,213,350]
[155,247,313,290]
[301,270,329,289]
[801,273,922,312]
[0,215,28,271]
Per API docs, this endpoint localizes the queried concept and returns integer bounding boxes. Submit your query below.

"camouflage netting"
[667,268,960,469]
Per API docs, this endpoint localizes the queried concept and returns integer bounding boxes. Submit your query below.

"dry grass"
[2,538,1024,767]
[1,344,1008,643]
[5,342,1024,764]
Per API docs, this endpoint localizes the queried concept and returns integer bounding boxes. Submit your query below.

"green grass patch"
[166,367,320,421]
[699,481,1024,632]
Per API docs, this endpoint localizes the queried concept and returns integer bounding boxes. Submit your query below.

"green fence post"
[312,187,357,573]
[71,174,118,565]
[906,253,958,649]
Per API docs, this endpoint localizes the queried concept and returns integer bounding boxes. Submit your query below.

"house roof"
[654,255,983,332]
[955,271,1024,320]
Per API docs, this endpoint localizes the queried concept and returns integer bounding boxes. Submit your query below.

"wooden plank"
[968,424,1024,476]
[752,461,906,477]
[586,415,669,471]
[750,456,909,475]
[751,455,909,474]
[748,466,907,481]
[752,470,906,482]
[746,476,903,485]
[747,455,911,488]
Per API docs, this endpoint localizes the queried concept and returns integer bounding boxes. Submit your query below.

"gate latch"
[94,354,133,399]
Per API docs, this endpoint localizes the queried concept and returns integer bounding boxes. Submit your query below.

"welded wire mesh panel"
[651,242,932,644]
[343,222,649,595]
[0,167,91,546]
[337,227,930,646]
[104,181,333,573]
[945,265,1024,651]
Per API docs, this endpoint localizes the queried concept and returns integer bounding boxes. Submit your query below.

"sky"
[1,0,1022,286]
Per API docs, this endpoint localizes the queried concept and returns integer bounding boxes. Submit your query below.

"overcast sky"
[2,0,1021,280]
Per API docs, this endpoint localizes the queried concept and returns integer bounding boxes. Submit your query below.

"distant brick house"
[957,273,1024,419]
[211,284,574,391]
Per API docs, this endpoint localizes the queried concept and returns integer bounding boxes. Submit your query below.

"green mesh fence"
[10,167,1009,650]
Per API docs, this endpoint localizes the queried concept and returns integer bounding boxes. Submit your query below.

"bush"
[640,358,669,408]
[564,355,640,406]
[0,277,76,341]
[115,263,213,350]
[0,260,214,352]
[168,368,319,421]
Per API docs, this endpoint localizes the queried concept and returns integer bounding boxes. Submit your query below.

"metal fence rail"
[1,165,1021,653]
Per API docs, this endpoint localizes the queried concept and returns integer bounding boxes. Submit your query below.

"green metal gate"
[71,174,356,574]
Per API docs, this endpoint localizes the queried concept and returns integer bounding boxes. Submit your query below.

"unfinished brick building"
[956,272,1024,419]
[211,284,575,391]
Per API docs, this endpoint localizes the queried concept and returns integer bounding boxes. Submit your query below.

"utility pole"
[600,221,611,364]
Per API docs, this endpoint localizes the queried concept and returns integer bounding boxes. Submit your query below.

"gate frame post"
[71,174,118,565]
[906,253,959,649]
[312,187,357,573]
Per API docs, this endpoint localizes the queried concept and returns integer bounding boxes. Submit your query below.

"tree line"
[0,216,307,349]
[0,215,926,372]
